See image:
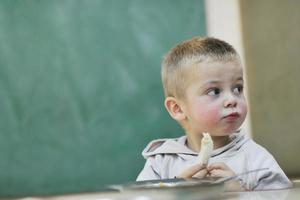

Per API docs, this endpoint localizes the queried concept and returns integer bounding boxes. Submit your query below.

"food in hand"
[197,133,213,165]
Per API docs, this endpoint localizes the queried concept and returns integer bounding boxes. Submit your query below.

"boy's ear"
[164,97,186,121]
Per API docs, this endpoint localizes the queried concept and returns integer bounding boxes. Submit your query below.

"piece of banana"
[196,133,213,165]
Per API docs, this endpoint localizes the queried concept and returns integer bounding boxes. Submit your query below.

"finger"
[207,162,229,171]
[178,164,206,178]
[210,169,234,177]
[192,169,208,179]
[209,169,226,177]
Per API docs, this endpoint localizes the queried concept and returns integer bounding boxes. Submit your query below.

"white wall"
[204,0,252,137]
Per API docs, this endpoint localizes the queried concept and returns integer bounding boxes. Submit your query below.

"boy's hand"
[207,162,246,191]
[207,162,235,177]
[177,163,208,179]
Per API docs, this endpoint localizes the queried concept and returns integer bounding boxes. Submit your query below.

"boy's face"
[180,60,247,137]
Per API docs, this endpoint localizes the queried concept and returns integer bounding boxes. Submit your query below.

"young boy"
[136,37,292,190]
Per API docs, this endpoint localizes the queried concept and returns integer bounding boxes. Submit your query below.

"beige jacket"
[136,133,292,190]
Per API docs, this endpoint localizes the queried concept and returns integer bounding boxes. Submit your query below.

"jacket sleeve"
[252,168,292,190]
[249,148,292,190]
[136,156,161,181]
[239,140,292,190]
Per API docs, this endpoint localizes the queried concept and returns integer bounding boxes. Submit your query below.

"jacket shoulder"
[141,136,195,158]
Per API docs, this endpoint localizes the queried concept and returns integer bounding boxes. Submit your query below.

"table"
[8,181,300,200]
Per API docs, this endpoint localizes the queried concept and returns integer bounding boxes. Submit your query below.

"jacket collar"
[142,131,249,159]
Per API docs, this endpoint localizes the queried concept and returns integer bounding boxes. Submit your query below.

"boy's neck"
[186,134,230,152]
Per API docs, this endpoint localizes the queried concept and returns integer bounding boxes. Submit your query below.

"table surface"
[6,180,300,200]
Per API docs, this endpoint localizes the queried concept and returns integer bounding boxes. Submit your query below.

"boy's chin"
[211,133,232,137]
[195,127,240,137]
[220,126,242,135]
[208,130,238,137]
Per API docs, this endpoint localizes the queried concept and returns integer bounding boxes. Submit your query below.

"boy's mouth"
[223,112,240,121]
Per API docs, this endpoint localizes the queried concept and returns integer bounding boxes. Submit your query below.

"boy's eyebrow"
[201,80,221,86]
[199,80,220,91]
[202,77,244,86]
[236,77,244,82]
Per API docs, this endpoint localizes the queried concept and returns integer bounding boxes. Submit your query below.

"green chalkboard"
[0,0,206,197]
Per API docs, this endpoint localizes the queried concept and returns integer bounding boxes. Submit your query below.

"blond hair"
[161,37,240,99]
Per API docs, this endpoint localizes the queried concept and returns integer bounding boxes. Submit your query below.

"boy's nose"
[223,95,237,108]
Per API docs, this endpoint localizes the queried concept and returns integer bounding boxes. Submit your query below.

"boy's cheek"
[199,107,220,126]
[239,102,248,118]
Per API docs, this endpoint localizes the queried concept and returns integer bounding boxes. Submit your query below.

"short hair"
[161,37,240,99]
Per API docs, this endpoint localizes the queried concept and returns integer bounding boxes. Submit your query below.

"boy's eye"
[233,85,244,94]
[207,88,220,96]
